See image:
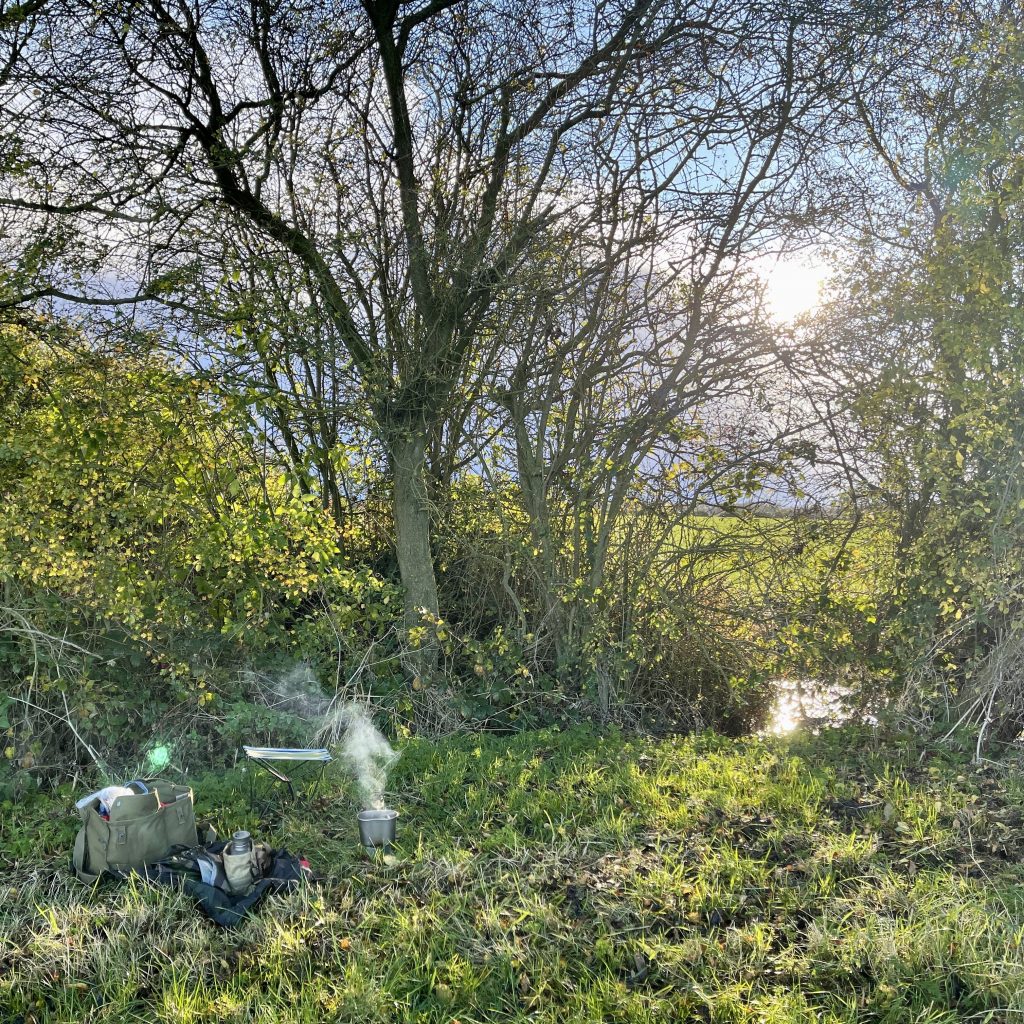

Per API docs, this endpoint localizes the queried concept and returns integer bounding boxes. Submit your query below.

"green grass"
[2,726,1024,1023]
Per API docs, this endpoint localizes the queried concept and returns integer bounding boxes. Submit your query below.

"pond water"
[765,678,874,735]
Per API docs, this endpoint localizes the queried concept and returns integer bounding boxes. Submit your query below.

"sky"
[763,256,831,323]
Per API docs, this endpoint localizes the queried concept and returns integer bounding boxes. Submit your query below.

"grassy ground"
[2,726,1024,1023]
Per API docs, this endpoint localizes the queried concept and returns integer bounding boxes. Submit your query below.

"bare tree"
[0,2,711,636]
[1,0,894,681]
[467,6,859,683]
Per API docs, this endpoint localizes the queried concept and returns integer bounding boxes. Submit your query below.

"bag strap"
[142,776,189,790]
[72,826,102,885]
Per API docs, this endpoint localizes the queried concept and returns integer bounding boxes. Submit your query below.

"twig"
[7,694,110,775]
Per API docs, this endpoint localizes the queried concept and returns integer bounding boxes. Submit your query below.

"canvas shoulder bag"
[71,778,198,883]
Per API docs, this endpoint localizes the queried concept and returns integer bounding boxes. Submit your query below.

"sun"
[762,256,830,323]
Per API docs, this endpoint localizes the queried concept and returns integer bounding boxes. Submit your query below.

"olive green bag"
[72,780,199,883]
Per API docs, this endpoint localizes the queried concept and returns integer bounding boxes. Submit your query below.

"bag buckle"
[115,825,128,845]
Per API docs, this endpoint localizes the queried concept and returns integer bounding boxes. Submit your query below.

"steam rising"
[247,663,398,810]
[334,703,399,809]
[251,663,326,719]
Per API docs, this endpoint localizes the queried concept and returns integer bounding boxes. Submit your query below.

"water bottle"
[223,831,255,893]
[229,830,253,855]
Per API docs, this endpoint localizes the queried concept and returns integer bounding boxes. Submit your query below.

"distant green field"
[662,512,894,611]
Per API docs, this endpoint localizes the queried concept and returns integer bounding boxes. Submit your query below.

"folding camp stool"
[243,746,333,814]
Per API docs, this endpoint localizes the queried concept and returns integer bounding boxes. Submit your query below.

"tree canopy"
[1,0,1023,773]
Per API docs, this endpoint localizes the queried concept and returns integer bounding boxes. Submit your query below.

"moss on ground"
[2,726,1023,1023]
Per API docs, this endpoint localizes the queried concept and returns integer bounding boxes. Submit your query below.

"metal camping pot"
[357,809,398,851]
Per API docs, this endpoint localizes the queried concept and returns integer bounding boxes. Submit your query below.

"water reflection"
[766,678,871,735]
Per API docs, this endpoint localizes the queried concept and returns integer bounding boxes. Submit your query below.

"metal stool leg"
[243,748,333,813]
[251,758,294,815]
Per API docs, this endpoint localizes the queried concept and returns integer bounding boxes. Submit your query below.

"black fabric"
[172,874,283,928]
[105,840,312,927]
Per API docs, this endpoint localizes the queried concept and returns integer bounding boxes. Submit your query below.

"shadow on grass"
[7,725,1024,1024]
[191,725,849,859]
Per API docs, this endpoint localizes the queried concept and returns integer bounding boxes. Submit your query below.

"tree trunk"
[390,428,440,672]
[509,407,573,674]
